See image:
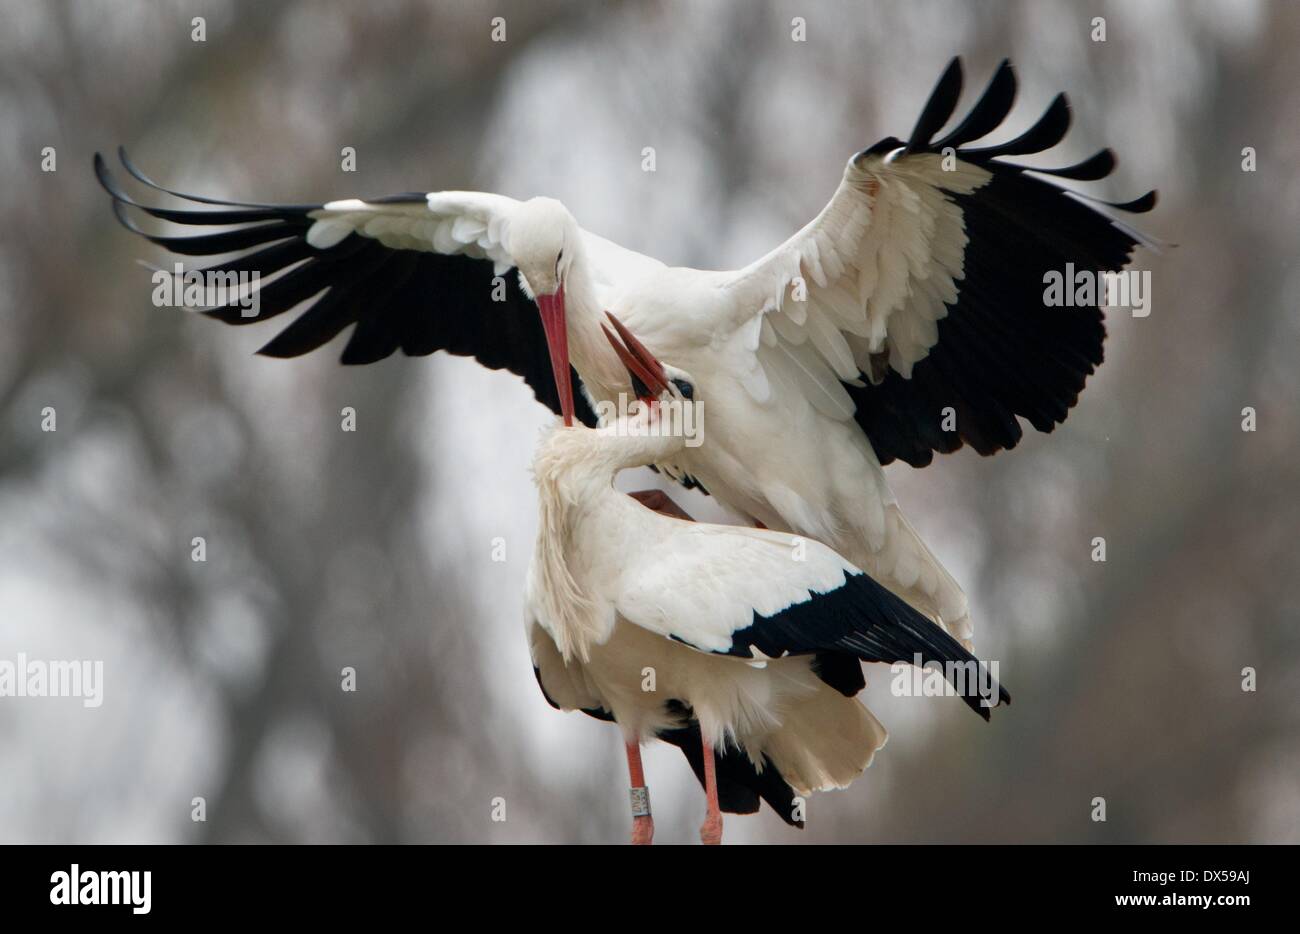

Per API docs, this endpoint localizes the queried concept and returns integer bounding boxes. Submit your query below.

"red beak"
[536,285,575,427]
[601,311,669,401]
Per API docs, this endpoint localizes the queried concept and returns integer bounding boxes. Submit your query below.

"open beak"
[601,311,669,402]
[536,285,575,427]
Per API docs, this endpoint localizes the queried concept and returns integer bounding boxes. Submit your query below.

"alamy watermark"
[0,653,103,708]
[595,394,704,448]
[151,262,260,317]
[890,654,1001,709]
[1043,263,1151,318]
[50,865,150,914]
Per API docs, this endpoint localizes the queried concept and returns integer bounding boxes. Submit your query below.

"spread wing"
[96,149,599,425]
[725,58,1156,466]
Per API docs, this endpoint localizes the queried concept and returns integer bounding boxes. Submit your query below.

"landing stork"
[528,323,1009,844]
[96,57,1155,646]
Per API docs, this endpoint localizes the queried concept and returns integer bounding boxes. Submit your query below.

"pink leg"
[700,733,723,845]
[625,742,654,845]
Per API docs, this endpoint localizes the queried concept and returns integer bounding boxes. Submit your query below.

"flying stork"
[528,322,1009,844]
[95,57,1155,648]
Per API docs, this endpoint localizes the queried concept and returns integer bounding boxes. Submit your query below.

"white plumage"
[525,331,1007,840]
[98,57,1154,841]
[290,136,983,646]
[98,59,1154,658]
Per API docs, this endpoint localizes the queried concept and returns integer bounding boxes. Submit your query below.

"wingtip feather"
[905,57,964,154]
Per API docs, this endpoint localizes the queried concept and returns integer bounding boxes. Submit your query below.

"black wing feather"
[904,56,964,154]
[932,58,1017,150]
[117,145,319,211]
[959,92,1072,159]
[1013,147,1115,181]
[718,572,1010,721]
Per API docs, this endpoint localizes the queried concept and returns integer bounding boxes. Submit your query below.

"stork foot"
[700,813,723,846]
[631,815,655,845]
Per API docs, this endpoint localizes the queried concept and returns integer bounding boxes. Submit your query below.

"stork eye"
[555,249,564,273]
[671,378,694,400]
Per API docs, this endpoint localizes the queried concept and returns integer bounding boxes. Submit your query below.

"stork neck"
[529,423,684,660]
[535,422,685,504]
[559,260,623,401]
[529,426,619,662]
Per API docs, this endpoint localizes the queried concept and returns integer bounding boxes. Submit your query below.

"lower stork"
[527,323,1009,844]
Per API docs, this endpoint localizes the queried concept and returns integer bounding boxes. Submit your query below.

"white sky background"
[1,0,1295,844]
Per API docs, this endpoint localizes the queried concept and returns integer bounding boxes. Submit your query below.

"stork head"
[597,313,705,457]
[601,312,698,409]
[510,197,580,426]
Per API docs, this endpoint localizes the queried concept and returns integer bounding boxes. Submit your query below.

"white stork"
[528,322,1009,844]
[96,57,1155,648]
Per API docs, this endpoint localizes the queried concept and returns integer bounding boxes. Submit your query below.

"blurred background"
[1,0,1296,844]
